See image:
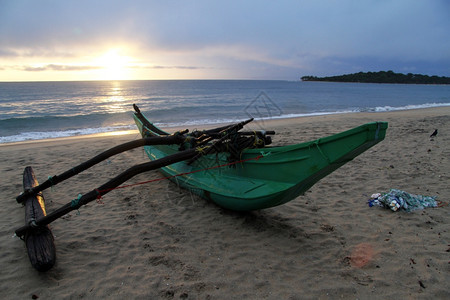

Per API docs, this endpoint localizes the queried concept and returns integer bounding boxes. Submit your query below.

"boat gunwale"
[133,114,388,156]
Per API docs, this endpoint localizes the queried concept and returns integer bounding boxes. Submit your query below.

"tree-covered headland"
[301,71,450,84]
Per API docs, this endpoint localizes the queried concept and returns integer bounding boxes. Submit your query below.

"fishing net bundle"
[368,189,438,212]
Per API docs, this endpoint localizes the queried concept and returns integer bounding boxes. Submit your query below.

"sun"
[96,49,132,80]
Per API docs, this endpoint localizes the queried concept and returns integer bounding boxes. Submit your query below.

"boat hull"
[134,114,387,211]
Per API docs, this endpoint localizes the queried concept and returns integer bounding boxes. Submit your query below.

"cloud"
[0,0,449,79]
[142,65,206,70]
[0,47,77,58]
[19,64,101,72]
[4,63,207,72]
[0,49,18,57]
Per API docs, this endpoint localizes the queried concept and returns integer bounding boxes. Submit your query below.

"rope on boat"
[313,140,331,163]
[70,194,82,208]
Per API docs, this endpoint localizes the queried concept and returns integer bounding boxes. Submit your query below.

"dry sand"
[1,107,449,299]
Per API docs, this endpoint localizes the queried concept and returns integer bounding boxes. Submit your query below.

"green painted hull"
[134,114,388,211]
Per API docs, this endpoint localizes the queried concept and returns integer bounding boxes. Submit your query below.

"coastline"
[1,106,448,148]
[1,106,449,298]
[0,129,140,148]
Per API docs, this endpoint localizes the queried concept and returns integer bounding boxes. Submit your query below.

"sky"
[0,0,449,81]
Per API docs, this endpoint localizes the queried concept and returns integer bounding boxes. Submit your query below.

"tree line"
[301,71,450,84]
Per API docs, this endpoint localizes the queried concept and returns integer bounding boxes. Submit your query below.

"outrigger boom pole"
[16,135,186,204]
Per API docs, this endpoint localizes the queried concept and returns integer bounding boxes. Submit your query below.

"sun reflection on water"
[103,81,129,114]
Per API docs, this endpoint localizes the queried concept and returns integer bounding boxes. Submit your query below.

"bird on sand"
[430,129,438,138]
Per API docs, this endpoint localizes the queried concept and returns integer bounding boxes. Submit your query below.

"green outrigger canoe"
[14,106,387,271]
[134,109,388,211]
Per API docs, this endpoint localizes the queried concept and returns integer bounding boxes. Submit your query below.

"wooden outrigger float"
[20,167,56,272]
[14,104,388,271]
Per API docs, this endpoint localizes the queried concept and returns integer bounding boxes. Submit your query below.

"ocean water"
[1,80,449,143]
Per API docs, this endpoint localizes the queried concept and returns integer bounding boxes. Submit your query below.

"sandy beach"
[1,107,449,299]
